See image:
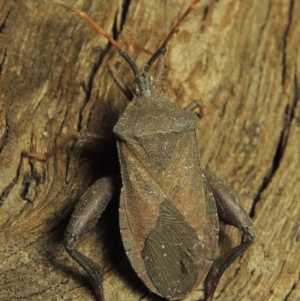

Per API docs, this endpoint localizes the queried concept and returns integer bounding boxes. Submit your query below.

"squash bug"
[28,1,255,300]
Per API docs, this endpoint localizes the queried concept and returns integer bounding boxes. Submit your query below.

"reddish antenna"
[53,0,200,76]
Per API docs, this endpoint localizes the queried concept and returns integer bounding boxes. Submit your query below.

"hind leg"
[203,170,255,301]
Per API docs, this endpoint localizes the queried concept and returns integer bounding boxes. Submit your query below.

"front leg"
[22,132,109,161]
[108,58,134,101]
[64,175,117,301]
[203,170,255,301]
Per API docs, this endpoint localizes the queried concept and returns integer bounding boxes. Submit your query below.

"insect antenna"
[144,0,201,73]
[54,0,200,78]
[53,0,139,76]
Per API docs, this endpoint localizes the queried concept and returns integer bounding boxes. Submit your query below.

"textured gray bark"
[0,0,299,300]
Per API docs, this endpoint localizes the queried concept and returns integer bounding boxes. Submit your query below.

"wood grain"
[0,0,299,300]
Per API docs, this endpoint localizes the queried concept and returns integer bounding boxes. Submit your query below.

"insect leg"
[22,132,108,161]
[184,100,204,118]
[64,175,118,301]
[108,58,134,100]
[203,169,255,301]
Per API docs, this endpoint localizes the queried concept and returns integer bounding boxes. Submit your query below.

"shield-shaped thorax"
[114,94,218,299]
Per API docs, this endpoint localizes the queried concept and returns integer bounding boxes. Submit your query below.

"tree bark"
[0,0,299,300]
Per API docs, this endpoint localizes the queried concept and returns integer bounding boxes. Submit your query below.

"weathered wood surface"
[0,0,299,300]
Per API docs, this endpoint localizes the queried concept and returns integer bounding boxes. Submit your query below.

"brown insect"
[25,1,255,300]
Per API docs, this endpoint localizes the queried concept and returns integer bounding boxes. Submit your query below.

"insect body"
[52,1,255,300]
[115,91,217,299]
